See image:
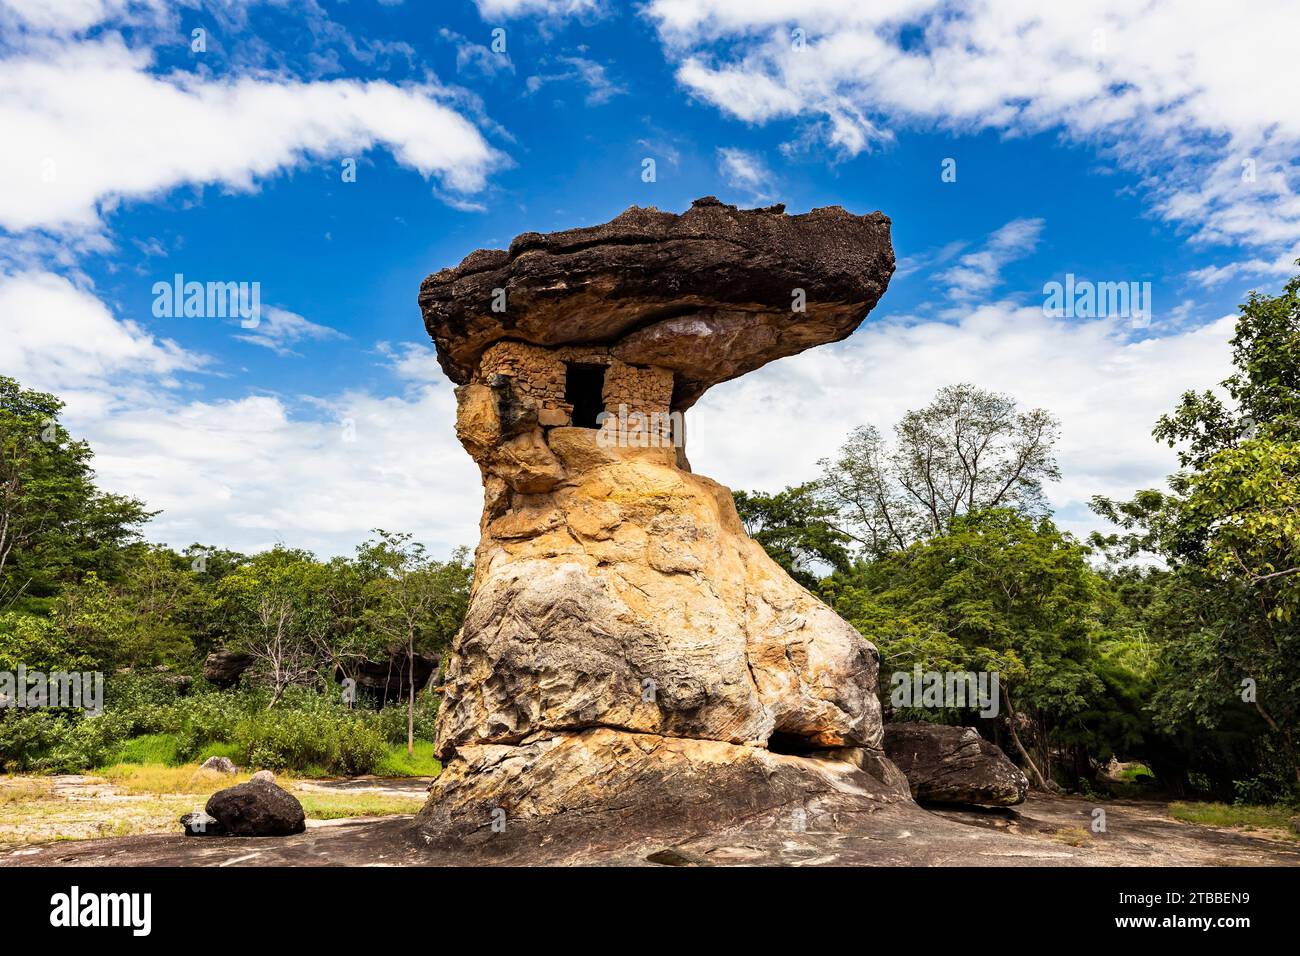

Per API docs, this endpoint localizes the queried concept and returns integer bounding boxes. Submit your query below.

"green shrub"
[0,672,430,777]
[233,700,387,776]
[0,710,72,772]
[110,732,181,766]
[373,692,440,746]
[334,720,388,776]
[375,740,442,777]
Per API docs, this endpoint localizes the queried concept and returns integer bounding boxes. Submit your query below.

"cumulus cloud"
[0,34,503,233]
[2,269,481,558]
[644,0,1300,280]
[0,270,203,405]
[88,384,482,558]
[689,301,1234,544]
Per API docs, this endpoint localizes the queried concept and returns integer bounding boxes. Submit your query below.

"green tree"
[0,608,98,673]
[826,509,1100,788]
[359,532,471,755]
[0,571,137,673]
[110,545,208,667]
[733,482,851,588]
[1091,267,1300,793]
[0,376,153,608]
[215,548,330,708]
[817,384,1060,557]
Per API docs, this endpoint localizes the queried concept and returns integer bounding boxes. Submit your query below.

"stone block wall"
[477,340,676,445]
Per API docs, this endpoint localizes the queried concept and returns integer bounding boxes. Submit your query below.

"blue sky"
[2,0,1297,558]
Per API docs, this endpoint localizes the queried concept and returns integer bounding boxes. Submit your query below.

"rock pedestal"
[414,198,900,857]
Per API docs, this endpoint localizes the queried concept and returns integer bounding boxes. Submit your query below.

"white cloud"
[644,0,1300,276]
[0,34,503,233]
[235,306,346,357]
[1186,249,1300,289]
[439,27,515,77]
[676,57,804,122]
[0,0,142,34]
[377,341,447,382]
[525,55,625,105]
[936,218,1043,300]
[89,384,482,558]
[474,0,605,19]
[688,302,1234,545]
[1,269,481,558]
[0,270,203,403]
[716,147,775,202]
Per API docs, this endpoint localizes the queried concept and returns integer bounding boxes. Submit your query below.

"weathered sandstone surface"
[884,722,1030,807]
[414,198,899,858]
[419,196,894,409]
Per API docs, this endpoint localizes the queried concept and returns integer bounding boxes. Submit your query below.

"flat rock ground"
[4,792,1297,867]
[0,774,431,850]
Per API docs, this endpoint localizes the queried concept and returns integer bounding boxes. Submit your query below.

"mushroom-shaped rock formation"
[414,198,905,857]
[419,196,894,410]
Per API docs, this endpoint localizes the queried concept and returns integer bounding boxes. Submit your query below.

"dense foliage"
[0,374,470,774]
[736,270,1300,802]
[0,673,440,775]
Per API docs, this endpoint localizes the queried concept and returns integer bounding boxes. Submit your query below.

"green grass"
[374,741,441,777]
[98,734,440,779]
[1169,801,1300,838]
[194,741,241,763]
[297,792,426,819]
[97,762,258,795]
[106,735,241,770]
[1118,763,1154,781]
[108,733,182,767]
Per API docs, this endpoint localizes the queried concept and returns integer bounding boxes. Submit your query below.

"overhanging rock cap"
[420,196,895,409]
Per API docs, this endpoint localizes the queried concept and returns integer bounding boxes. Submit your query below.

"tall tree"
[216,548,329,708]
[733,483,851,588]
[826,510,1100,788]
[818,384,1059,557]
[1091,267,1300,792]
[0,376,153,607]
[360,533,471,755]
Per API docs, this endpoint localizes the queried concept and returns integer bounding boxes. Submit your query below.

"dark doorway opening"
[564,363,606,428]
[767,732,819,756]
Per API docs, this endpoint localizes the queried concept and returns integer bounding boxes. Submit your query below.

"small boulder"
[202,649,254,688]
[204,779,306,836]
[200,756,237,774]
[181,810,224,836]
[250,770,276,785]
[883,721,1029,807]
